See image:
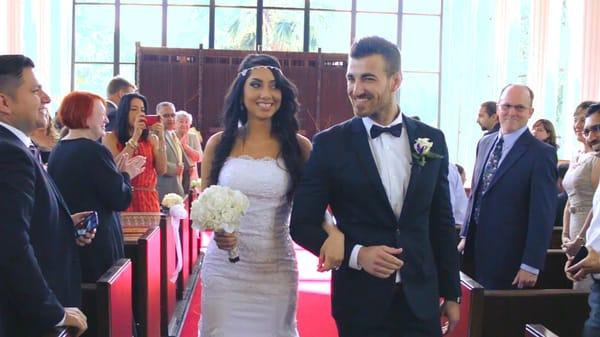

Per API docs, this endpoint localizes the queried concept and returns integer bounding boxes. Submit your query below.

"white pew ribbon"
[168,204,188,283]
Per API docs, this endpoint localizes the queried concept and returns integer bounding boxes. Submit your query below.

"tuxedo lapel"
[471,136,495,195]
[486,131,533,192]
[349,118,396,219]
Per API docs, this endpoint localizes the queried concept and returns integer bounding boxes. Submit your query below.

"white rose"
[414,138,433,155]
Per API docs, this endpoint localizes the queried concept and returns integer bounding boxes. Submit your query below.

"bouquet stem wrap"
[228,245,240,263]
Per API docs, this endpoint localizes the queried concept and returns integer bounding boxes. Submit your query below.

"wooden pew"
[446,272,589,337]
[550,227,563,249]
[160,216,177,336]
[536,249,572,289]
[81,258,133,337]
[525,324,560,337]
[123,226,161,337]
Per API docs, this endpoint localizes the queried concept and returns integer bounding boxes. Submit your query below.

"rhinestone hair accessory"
[238,65,282,77]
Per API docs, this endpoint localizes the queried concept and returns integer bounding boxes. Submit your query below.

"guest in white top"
[566,103,600,337]
[449,163,468,230]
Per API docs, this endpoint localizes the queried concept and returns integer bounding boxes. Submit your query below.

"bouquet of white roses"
[191,185,249,262]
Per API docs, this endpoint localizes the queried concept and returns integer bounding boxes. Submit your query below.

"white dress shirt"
[0,121,33,147]
[448,163,468,226]
[349,113,411,283]
[587,180,600,280]
[587,182,600,253]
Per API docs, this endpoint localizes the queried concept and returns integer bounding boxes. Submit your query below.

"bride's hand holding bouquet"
[191,185,249,263]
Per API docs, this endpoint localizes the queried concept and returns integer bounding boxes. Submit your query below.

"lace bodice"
[203,155,296,269]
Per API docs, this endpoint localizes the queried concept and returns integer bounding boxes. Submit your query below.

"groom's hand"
[357,246,403,279]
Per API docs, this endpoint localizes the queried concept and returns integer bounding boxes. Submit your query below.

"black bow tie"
[370,124,403,139]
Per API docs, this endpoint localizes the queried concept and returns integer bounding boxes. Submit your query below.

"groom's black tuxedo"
[291,115,460,333]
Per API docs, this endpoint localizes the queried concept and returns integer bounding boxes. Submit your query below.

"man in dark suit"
[0,55,90,337]
[290,36,460,337]
[105,76,136,132]
[459,84,557,290]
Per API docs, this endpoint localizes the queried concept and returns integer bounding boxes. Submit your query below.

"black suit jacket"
[461,130,557,289]
[290,116,460,327]
[0,125,81,337]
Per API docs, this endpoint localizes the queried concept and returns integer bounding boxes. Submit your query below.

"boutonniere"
[412,138,443,167]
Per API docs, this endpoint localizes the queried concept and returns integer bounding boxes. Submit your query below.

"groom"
[290,36,460,337]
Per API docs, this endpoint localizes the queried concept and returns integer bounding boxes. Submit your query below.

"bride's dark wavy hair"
[209,54,303,199]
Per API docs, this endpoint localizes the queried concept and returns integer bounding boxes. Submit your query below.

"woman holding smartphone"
[103,93,167,212]
[48,91,145,283]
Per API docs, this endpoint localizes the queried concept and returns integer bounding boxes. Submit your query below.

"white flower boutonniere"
[412,138,443,167]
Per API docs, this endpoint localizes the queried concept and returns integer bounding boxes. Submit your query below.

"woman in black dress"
[48,91,144,282]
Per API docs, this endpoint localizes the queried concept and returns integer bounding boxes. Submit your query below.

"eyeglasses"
[583,124,600,137]
[499,104,530,112]
[161,113,176,118]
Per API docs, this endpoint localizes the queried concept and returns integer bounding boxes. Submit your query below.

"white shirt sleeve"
[349,244,363,270]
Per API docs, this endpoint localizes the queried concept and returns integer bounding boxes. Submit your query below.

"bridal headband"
[238,65,282,77]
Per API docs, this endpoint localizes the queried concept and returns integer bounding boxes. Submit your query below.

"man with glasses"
[566,103,600,337]
[459,84,557,289]
[156,101,185,200]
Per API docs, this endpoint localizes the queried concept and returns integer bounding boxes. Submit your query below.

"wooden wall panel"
[138,46,351,142]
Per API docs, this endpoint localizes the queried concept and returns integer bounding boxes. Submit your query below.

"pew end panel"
[81,258,133,337]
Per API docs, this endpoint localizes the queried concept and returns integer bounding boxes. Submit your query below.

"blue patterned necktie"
[29,143,42,164]
[473,137,504,223]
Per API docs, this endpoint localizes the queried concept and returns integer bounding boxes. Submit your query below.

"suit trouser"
[335,286,442,337]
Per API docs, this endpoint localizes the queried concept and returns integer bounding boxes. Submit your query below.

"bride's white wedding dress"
[199,156,299,337]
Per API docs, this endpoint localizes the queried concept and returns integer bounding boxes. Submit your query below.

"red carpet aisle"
[180,233,338,337]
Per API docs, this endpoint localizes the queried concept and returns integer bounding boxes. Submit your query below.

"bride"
[199,54,343,336]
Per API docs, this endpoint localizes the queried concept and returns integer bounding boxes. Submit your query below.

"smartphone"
[75,211,98,237]
[572,246,588,266]
[145,115,160,126]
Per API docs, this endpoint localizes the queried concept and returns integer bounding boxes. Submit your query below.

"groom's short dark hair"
[350,36,401,76]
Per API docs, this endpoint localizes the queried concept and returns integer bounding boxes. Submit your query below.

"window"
[214,7,257,50]
[309,10,351,53]
[262,9,304,52]
[72,0,444,125]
